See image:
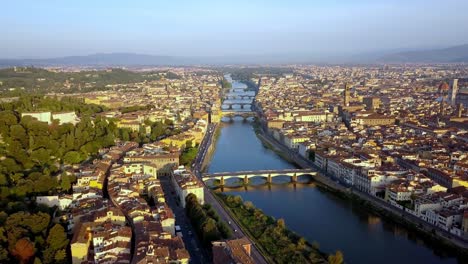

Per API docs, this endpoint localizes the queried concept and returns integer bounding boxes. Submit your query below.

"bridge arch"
[203,169,317,186]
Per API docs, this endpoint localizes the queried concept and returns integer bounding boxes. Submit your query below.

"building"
[171,166,204,208]
[71,222,94,264]
[21,111,52,124]
[450,79,459,105]
[363,97,381,110]
[354,113,395,126]
[344,83,351,106]
[212,237,254,264]
[52,111,80,125]
[124,150,179,177]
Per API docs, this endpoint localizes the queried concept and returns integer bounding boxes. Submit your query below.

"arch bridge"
[221,111,257,120]
[202,168,316,185]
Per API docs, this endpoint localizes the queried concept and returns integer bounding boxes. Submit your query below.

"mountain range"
[1,44,468,66]
[378,44,468,63]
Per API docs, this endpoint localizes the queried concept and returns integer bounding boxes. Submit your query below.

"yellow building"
[71,222,94,264]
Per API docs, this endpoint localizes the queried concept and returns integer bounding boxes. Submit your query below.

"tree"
[297,237,306,251]
[243,201,254,212]
[54,249,67,264]
[63,151,82,164]
[201,218,221,245]
[46,224,68,251]
[60,174,71,192]
[12,238,35,264]
[185,140,193,149]
[216,221,232,239]
[0,173,8,186]
[233,195,243,206]
[277,218,286,230]
[328,250,344,264]
[0,245,9,262]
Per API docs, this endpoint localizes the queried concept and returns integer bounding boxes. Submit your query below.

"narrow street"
[159,178,210,264]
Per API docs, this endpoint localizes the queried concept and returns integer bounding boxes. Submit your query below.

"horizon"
[2,0,468,61]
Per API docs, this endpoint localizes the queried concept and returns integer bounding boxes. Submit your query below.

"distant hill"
[2,46,468,66]
[379,44,468,63]
[0,53,189,67]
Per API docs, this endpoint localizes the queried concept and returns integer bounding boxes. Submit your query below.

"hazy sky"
[2,0,468,58]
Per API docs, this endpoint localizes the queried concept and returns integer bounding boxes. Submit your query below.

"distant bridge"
[221,111,257,120]
[202,168,316,185]
[221,103,252,110]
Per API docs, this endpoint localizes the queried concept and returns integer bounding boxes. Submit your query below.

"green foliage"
[180,146,198,166]
[165,72,181,80]
[328,250,344,264]
[60,174,72,192]
[0,67,161,96]
[120,104,153,114]
[0,211,64,263]
[220,78,232,89]
[185,194,231,246]
[43,224,69,264]
[0,96,120,198]
[219,194,331,264]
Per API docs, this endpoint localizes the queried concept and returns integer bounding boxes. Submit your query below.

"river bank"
[206,75,462,263]
[215,192,333,264]
[254,120,468,260]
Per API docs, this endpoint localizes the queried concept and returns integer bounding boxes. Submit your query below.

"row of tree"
[185,194,231,246]
[220,194,343,264]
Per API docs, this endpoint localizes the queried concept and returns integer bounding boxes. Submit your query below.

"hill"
[379,44,468,63]
[0,53,186,67]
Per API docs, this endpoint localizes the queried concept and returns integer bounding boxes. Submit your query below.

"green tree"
[216,221,232,239]
[328,250,344,264]
[54,249,67,264]
[46,224,68,251]
[0,245,9,263]
[201,218,221,245]
[277,219,286,230]
[63,151,82,164]
[60,174,71,192]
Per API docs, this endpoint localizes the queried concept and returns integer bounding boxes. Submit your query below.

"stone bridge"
[202,168,316,185]
[221,111,257,120]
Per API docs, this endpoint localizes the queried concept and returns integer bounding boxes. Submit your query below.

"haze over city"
[2,0,468,62]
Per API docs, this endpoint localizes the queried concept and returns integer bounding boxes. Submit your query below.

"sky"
[2,0,468,59]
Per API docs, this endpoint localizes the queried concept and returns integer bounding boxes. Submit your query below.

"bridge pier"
[291,173,297,183]
[220,176,225,186]
[267,174,272,184]
[243,175,249,185]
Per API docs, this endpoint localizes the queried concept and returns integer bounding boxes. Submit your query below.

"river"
[206,81,460,264]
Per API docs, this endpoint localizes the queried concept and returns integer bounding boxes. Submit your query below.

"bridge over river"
[202,168,316,185]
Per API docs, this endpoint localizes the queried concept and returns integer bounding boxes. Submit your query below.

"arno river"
[206,81,460,264]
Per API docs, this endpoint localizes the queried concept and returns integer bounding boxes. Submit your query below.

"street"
[159,178,209,264]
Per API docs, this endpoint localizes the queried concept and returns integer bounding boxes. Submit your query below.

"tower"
[344,83,351,107]
[450,79,459,105]
[457,103,464,118]
[439,99,445,116]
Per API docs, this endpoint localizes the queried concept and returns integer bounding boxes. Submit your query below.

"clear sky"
[2,0,468,59]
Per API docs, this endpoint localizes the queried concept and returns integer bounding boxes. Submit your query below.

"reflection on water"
[207,111,460,264]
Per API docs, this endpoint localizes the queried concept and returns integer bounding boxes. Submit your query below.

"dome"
[438,82,449,93]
